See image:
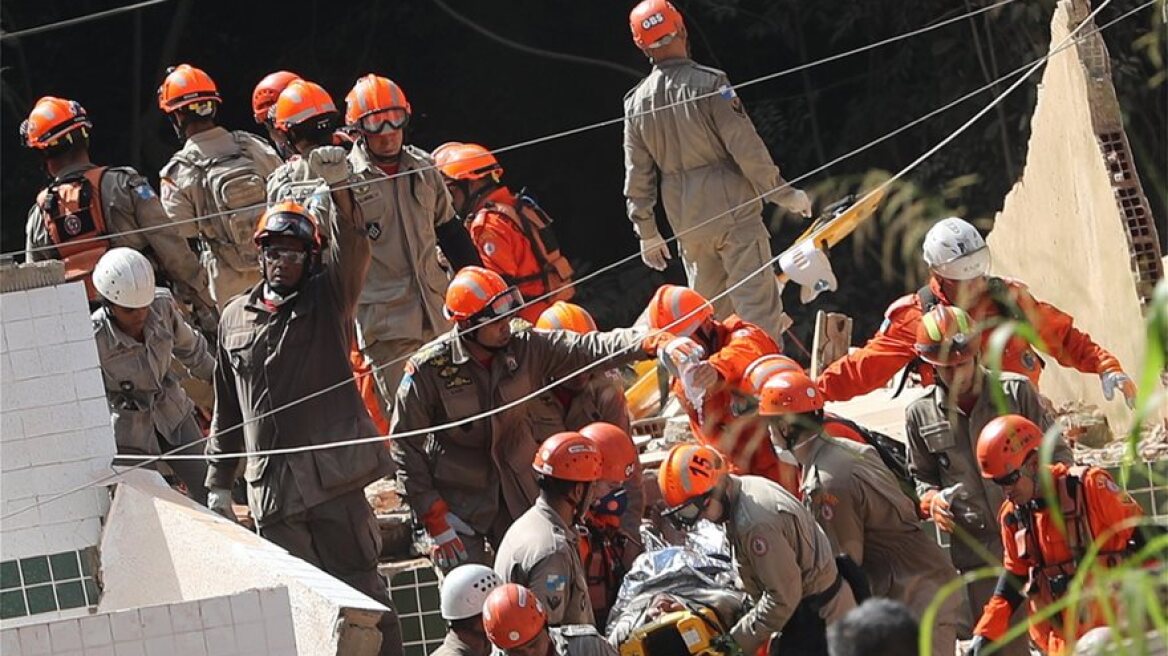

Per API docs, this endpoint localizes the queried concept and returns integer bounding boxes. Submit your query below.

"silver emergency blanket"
[606,521,749,645]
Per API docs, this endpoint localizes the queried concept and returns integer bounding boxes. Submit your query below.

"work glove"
[919,487,956,533]
[639,235,671,271]
[709,634,744,656]
[687,362,720,394]
[967,635,989,656]
[658,337,705,380]
[1100,370,1136,408]
[778,188,813,218]
[207,488,235,521]
[308,145,351,187]
[422,501,472,571]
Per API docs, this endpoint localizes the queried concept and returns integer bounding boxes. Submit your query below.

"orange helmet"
[273,79,338,132]
[533,432,603,482]
[579,422,637,483]
[914,305,978,366]
[482,584,546,650]
[976,415,1043,481]
[647,285,713,337]
[252,70,300,123]
[433,142,503,182]
[657,443,728,517]
[253,200,322,251]
[20,97,92,150]
[444,266,523,325]
[741,354,802,396]
[630,0,684,50]
[157,64,220,114]
[345,74,411,133]
[757,370,824,416]
[536,302,597,334]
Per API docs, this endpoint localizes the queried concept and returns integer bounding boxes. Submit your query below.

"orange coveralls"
[818,276,1124,402]
[974,464,1143,655]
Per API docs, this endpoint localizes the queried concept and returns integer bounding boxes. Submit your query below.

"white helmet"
[922,217,990,281]
[92,248,156,308]
[440,564,502,621]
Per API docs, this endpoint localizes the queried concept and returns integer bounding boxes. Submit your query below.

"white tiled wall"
[0,282,117,563]
[0,587,298,656]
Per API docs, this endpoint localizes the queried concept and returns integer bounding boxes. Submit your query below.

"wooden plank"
[810,311,853,379]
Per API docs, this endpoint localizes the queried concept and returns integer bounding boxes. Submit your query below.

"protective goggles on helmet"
[916,334,975,366]
[257,211,317,244]
[991,468,1023,487]
[661,490,713,528]
[356,108,409,134]
[462,287,524,328]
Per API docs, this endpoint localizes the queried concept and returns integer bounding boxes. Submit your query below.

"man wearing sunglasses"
[657,443,856,655]
[344,74,481,422]
[904,305,1071,656]
[756,369,961,656]
[969,415,1143,656]
[206,196,402,655]
[391,266,670,573]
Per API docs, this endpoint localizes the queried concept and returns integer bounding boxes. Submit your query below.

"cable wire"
[0,0,172,41]
[9,0,1018,259]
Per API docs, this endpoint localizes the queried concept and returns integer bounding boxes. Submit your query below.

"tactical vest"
[37,167,110,300]
[484,191,574,301]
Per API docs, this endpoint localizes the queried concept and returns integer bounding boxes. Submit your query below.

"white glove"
[639,235,671,271]
[207,488,235,521]
[779,189,813,218]
[1100,370,1136,408]
[658,337,705,379]
[308,145,351,187]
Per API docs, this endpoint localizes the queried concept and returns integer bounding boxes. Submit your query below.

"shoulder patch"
[134,182,157,200]
[749,533,768,556]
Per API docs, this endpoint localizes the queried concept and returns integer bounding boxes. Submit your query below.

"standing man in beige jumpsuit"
[494,431,601,627]
[905,306,1072,655]
[622,0,812,340]
[757,369,961,655]
[345,74,482,419]
[658,443,855,655]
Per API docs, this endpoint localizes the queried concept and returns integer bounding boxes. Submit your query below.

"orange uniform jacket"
[350,341,389,435]
[974,464,1142,655]
[468,187,557,323]
[674,316,787,484]
[818,276,1124,402]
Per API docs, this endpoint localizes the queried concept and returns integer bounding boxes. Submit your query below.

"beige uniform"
[623,58,792,338]
[494,497,593,627]
[905,372,1071,653]
[92,289,212,502]
[549,625,619,656]
[159,126,283,308]
[429,632,480,656]
[795,435,961,655]
[348,143,456,417]
[25,163,212,309]
[723,475,855,653]
[391,327,649,564]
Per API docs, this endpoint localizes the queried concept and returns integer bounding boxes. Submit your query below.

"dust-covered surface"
[1073,417,1168,469]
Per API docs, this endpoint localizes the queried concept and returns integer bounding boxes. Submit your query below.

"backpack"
[36,166,110,301]
[823,414,919,506]
[172,133,268,270]
[484,189,574,301]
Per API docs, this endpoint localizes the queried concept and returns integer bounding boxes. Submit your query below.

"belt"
[803,571,843,614]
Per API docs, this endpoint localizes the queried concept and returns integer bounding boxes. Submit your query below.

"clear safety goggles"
[463,286,524,328]
[356,108,409,134]
[661,491,713,528]
[261,246,307,265]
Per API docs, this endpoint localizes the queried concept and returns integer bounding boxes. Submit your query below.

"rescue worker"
[157,64,284,309]
[494,431,601,627]
[658,443,856,655]
[251,70,300,152]
[344,74,481,419]
[623,0,812,341]
[818,217,1136,405]
[970,415,1144,656]
[391,266,670,573]
[91,247,212,504]
[433,142,574,323]
[530,302,632,438]
[433,564,502,656]
[757,369,961,655]
[904,305,1073,656]
[204,191,402,654]
[647,285,790,487]
[21,96,213,317]
[482,583,618,656]
[265,78,348,220]
[577,421,644,629]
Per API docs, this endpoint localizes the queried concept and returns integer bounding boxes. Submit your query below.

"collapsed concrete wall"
[986,0,1164,431]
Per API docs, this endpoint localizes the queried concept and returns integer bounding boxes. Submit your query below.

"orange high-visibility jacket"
[974,464,1142,655]
[350,341,389,435]
[818,276,1124,402]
